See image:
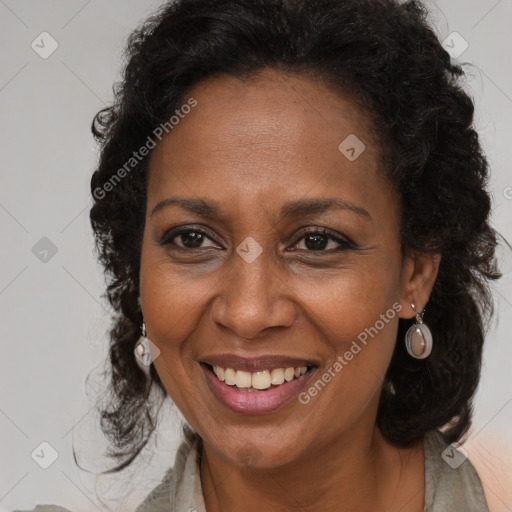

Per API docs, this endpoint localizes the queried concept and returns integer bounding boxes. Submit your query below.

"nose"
[210,247,297,340]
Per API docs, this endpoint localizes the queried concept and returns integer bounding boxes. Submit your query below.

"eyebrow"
[151,197,371,220]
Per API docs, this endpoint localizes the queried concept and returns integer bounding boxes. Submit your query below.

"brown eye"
[159,227,220,250]
[290,228,353,253]
[176,231,206,248]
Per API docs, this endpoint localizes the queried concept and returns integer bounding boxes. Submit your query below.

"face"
[140,69,410,468]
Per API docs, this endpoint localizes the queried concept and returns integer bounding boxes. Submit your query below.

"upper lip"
[201,354,317,372]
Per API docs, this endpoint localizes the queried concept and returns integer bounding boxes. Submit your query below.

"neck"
[199,425,424,512]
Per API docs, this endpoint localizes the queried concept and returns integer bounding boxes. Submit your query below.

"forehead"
[146,68,390,219]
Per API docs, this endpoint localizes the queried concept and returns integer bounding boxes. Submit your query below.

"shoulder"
[134,465,174,512]
[136,434,202,512]
[423,430,489,512]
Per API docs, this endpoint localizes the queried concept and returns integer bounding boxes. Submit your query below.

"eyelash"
[157,225,355,253]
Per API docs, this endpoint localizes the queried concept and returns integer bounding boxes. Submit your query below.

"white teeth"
[212,365,309,390]
[252,370,271,390]
[224,368,236,386]
[270,368,285,385]
[284,367,295,381]
[235,370,252,388]
[213,366,225,381]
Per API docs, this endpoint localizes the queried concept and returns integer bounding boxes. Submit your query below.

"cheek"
[138,242,209,407]
[293,263,401,416]
[139,232,211,340]
[296,257,401,351]
[140,263,212,427]
[141,270,208,341]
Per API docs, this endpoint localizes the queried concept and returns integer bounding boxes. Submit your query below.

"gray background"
[1,1,511,511]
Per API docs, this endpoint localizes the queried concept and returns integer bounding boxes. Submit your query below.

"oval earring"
[135,320,153,367]
[405,303,433,359]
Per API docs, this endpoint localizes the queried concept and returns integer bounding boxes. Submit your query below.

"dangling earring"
[405,303,433,359]
[135,320,153,367]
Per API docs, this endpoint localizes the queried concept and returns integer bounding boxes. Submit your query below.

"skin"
[139,68,441,512]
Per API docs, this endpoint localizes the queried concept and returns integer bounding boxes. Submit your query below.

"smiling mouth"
[202,363,316,392]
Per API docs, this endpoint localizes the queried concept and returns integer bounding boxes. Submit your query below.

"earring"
[135,320,153,367]
[405,303,433,359]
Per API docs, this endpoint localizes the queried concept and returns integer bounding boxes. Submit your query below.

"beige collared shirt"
[134,430,490,512]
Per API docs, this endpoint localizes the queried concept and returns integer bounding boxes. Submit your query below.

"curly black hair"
[89,0,500,473]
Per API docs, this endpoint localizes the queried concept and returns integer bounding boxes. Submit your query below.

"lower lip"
[202,364,316,415]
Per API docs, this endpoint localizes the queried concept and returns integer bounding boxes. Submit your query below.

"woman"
[17,0,501,510]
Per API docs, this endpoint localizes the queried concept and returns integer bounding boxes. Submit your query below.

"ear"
[398,250,441,319]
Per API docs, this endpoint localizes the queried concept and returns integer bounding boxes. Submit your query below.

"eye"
[288,227,354,253]
[158,226,221,250]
